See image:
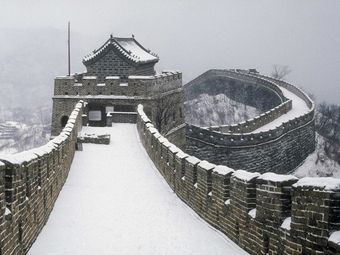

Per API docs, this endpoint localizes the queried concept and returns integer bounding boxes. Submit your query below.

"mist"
[0,0,339,107]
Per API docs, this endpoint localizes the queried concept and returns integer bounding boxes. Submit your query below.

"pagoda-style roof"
[83,35,159,65]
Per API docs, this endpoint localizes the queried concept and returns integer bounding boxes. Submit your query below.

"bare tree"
[271,65,291,80]
[154,94,180,134]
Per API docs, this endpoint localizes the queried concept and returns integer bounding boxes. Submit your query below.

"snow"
[329,231,340,245]
[28,124,247,255]
[252,86,310,133]
[258,172,298,183]
[198,160,216,170]
[176,151,188,160]
[293,177,340,191]
[185,93,260,127]
[281,217,291,230]
[186,156,201,166]
[232,170,260,182]
[5,207,11,216]
[83,76,97,79]
[115,38,158,62]
[105,76,120,80]
[53,95,136,100]
[248,209,256,219]
[128,75,154,80]
[214,165,234,175]
[294,134,340,178]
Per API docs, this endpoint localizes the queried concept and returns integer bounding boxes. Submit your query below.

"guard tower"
[51,35,184,136]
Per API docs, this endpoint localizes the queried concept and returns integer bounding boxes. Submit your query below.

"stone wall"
[0,101,83,255]
[137,104,340,255]
[184,69,287,112]
[51,72,184,136]
[84,49,156,81]
[54,71,182,97]
[185,70,315,174]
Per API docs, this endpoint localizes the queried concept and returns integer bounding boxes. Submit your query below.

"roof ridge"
[83,35,159,64]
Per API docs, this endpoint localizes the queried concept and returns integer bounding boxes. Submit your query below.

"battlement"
[137,104,340,255]
[185,69,315,173]
[54,71,182,98]
[0,101,84,255]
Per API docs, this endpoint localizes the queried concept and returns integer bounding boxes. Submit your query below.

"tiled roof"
[83,35,159,65]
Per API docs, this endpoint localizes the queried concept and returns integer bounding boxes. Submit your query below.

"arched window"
[60,115,69,128]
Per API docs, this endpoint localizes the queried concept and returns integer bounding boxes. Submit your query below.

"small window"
[64,92,68,95]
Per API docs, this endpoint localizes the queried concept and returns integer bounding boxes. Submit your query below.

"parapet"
[136,104,340,255]
[54,71,182,98]
[0,100,84,255]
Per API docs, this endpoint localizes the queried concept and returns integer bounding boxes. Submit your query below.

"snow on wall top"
[258,172,298,183]
[232,170,260,182]
[186,156,201,166]
[83,36,159,65]
[293,177,340,191]
[198,160,216,170]
[281,217,291,231]
[329,231,340,245]
[214,165,234,175]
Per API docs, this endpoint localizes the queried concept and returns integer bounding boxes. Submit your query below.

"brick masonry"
[185,70,316,174]
[137,104,340,255]
[0,101,83,255]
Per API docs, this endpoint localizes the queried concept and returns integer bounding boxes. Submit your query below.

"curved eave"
[82,39,159,66]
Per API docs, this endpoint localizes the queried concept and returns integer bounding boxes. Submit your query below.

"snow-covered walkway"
[252,86,310,133]
[28,124,247,255]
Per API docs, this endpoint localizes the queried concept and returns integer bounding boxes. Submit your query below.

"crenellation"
[136,105,340,255]
[0,101,83,255]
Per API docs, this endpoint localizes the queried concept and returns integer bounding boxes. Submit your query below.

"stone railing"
[54,71,182,98]
[185,69,315,173]
[0,101,83,255]
[208,99,292,134]
[137,104,340,255]
[208,70,315,135]
[185,69,294,134]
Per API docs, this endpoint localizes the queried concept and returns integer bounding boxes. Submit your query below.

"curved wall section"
[185,70,315,174]
[137,105,340,255]
[0,101,83,255]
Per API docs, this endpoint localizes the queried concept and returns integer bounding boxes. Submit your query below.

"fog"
[0,0,339,108]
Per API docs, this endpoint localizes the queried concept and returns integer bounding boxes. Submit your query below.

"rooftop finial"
[132,34,135,38]
[110,34,113,39]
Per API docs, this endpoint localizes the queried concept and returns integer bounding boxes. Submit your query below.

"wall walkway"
[137,105,340,255]
[28,125,247,255]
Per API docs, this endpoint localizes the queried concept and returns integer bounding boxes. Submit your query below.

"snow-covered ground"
[185,93,260,127]
[294,133,340,178]
[252,86,310,133]
[28,124,248,255]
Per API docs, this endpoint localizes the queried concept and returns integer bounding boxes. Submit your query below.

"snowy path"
[252,86,310,133]
[28,124,247,255]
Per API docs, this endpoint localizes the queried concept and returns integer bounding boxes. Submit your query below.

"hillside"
[184,93,260,126]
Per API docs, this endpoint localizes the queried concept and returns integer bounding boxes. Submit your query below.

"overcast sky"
[0,0,339,104]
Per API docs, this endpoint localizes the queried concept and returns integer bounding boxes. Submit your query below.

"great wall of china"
[137,104,340,255]
[0,35,339,254]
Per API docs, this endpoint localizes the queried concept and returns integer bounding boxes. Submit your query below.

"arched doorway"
[61,115,69,128]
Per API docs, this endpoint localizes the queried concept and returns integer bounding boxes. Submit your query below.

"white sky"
[0,0,339,104]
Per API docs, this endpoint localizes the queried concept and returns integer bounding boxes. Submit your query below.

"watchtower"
[51,35,184,136]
